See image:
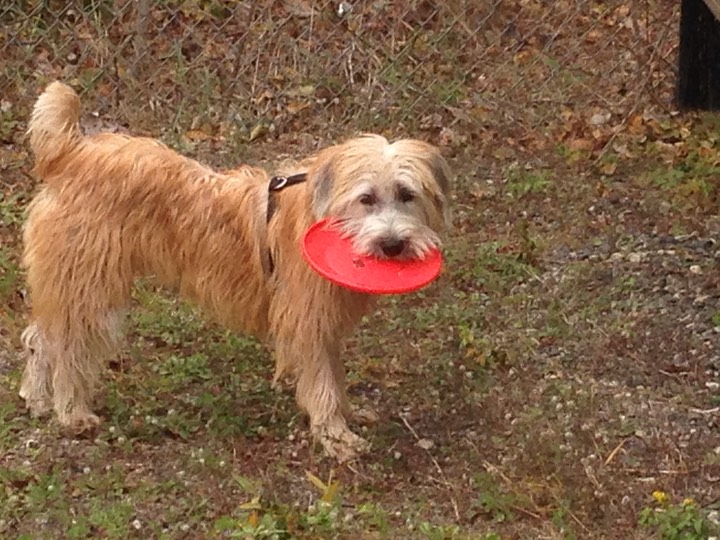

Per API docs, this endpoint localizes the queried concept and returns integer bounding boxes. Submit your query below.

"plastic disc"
[301,218,443,295]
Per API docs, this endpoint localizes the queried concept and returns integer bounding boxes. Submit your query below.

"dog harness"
[266,172,308,223]
[265,172,308,275]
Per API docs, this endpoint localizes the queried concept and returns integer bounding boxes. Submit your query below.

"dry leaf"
[627,114,644,135]
[568,138,593,151]
[287,101,310,114]
[296,85,316,96]
[321,481,339,503]
[249,123,267,142]
[599,161,617,175]
[239,495,262,511]
[589,111,611,126]
[252,90,274,105]
[304,469,340,503]
[185,129,210,141]
[306,470,328,492]
[513,50,531,64]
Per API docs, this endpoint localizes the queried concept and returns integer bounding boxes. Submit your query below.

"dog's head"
[307,135,451,260]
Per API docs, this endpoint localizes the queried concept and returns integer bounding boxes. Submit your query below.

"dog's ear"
[429,152,452,228]
[311,159,334,218]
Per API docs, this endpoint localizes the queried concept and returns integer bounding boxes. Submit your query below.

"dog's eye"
[359,194,376,206]
[397,187,415,203]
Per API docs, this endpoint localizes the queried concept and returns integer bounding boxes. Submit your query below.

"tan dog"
[19,81,451,461]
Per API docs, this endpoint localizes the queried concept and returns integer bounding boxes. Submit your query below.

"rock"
[417,438,435,450]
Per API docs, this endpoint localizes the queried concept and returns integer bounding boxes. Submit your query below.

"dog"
[19,81,451,461]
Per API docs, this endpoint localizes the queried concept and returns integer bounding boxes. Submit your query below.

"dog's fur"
[19,81,451,461]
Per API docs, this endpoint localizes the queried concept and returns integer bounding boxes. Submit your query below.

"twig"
[604,438,628,466]
[564,506,590,534]
[659,369,688,379]
[482,461,550,521]
[510,505,542,520]
[399,414,442,476]
[622,468,695,476]
[399,413,460,522]
[689,407,719,415]
[483,460,513,484]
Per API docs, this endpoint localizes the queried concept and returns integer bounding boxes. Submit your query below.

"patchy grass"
[504,167,554,200]
[1,1,719,538]
[3,136,720,537]
[639,492,719,540]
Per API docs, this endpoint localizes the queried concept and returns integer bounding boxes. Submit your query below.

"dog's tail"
[27,81,83,176]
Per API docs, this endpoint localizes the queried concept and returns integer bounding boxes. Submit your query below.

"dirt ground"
[1,1,719,539]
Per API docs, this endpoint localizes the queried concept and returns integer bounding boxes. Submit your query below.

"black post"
[677,0,720,110]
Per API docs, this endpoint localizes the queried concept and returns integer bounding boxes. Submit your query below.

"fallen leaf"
[568,138,593,151]
[306,470,327,492]
[321,480,340,503]
[252,90,274,104]
[627,114,644,135]
[296,84,316,96]
[249,123,267,142]
[185,129,210,141]
[287,100,310,114]
[513,50,531,64]
[589,111,611,126]
[585,29,602,43]
[239,495,262,511]
[599,161,617,175]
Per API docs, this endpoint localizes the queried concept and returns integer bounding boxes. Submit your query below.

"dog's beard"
[338,212,440,260]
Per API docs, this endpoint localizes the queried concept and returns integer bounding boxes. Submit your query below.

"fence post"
[677,0,720,110]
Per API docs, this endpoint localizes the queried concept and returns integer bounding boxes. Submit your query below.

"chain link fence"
[2,0,679,161]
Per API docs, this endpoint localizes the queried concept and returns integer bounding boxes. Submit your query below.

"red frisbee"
[301,218,443,295]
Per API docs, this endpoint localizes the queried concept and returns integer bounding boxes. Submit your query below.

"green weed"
[472,472,520,523]
[639,492,719,540]
[505,168,553,199]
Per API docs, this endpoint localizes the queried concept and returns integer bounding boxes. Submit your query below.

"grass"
[1,1,719,538]
[0,229,572,537]
[3,137,720,538]
[639,492,719,540]
[504,168,553,199]
[0,247,20,300]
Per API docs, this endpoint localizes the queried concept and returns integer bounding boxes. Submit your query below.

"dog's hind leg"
[20,307,125,431]
[19,323,53,418]
[49,310,125,431]
[23,210,130,431]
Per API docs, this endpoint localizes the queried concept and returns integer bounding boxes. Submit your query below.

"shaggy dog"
[19,81,451,461]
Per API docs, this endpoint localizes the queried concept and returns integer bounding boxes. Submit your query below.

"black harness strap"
[266,172,308,223]
[265,172,308,275]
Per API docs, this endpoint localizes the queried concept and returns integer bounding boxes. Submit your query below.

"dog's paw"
[59,410,102,434]
[22,396,53,419]
[317,424,371,462]
[19,379,53,418]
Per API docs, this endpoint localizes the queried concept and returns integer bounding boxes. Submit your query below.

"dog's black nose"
[380,238,406,257]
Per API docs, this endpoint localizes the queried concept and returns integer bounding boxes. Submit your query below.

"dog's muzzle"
[380,238,406,257]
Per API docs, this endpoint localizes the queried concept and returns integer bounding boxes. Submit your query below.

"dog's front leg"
[298,342,370,461]
[279,337,370,461]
